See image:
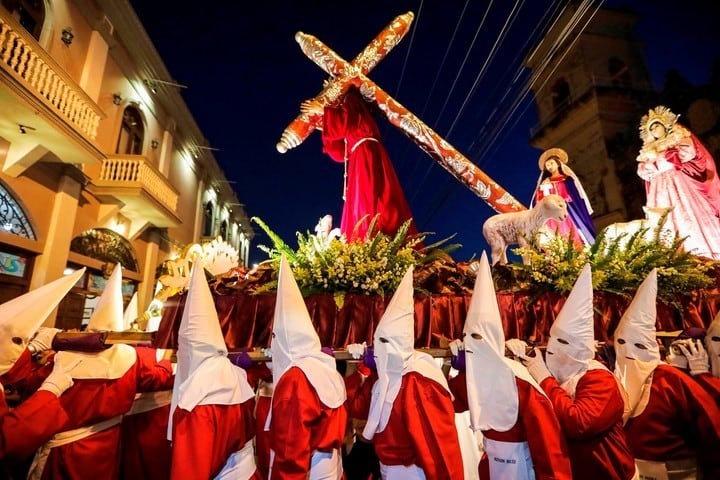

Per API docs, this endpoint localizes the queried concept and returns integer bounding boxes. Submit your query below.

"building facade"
[525,5,657,229]
[0,0,252,329]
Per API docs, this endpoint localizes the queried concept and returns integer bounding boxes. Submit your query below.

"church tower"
[525,5,656,228]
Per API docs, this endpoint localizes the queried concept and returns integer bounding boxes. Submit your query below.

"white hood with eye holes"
[362,266,449,440]
[706,313,720,378]
[614,269,660,419]
[464,252,543,432]
[546,264,606,395]
[270,256,346,412]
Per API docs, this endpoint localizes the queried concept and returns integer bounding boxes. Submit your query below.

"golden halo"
[538,147,568,171]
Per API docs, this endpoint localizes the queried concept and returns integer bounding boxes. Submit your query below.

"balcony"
[0,13,104,176]
[0,15,103,140]
[89,155,181,229]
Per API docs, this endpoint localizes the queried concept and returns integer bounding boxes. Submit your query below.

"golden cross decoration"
[276,12,526,213]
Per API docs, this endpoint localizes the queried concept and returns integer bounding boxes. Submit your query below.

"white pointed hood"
[614,269,660,419]
[363,265,448,439]
[706,313,720,378]
[464,252,543,432]
[123,292,139,331]
[270,256,345,408]
[0,268,85,377]
[168,260,254,440]
[546,264,605,394]
[86,263,124,332]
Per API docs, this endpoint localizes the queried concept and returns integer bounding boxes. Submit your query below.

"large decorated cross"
[276,12,526,214]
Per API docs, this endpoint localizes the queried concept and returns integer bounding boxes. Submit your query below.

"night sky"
[129,0,720,265]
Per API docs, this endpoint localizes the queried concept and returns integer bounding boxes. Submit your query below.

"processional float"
[54,12,537,360]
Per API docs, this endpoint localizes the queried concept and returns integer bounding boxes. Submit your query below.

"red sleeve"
[269,368,318,480]
[518,380,573,480]
[402,374,465,480]
[1,390,68,460]
[321,101,351,163]
[448,371,469,413]
[694,372,720,404]
[134,346,174,392]
[540,369,624,439]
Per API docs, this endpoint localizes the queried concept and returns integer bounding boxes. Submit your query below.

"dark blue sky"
[130,0,720,265]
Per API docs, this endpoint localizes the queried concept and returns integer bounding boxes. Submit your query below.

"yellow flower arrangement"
[251,216,459,299]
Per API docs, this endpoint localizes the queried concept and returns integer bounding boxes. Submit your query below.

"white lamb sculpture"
[482,194,568,265]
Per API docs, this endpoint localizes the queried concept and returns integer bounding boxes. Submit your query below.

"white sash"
[214,440,257,480]
[455,412,481,480]
[309,448,343,480]
[268,448,343,479]
[482,437,534,480]
[125,390,172,416]
[27,415,123,480]
[380,463,426,479]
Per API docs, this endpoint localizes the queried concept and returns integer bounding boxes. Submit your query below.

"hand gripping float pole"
[275,12,526,214]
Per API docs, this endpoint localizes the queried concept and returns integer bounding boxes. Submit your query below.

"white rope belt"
[125,390,172,416]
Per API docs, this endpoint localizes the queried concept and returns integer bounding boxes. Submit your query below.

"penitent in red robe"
[689,371,720,406]
[479,377,573,480]
[268,367,347,480]
[539,369,635,480]
[623,364,720,478]
[120,347,175,480]
[39,347,174,480]
[171,400,261,480]
[371,371,464,479]
[321,88,419,242]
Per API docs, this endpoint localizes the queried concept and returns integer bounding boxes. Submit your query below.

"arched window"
[1,0,45,40]
[116,106,144,155]
[0,181,35,239]
[551,77,570,109]
[202,201,214,237]
[608,57,631,87]
[219,220,227,241]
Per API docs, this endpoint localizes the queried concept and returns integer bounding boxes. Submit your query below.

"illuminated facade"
[0,0,252,328]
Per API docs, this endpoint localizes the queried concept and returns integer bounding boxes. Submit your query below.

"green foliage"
[508,221,717,301]
[251,216,460,296]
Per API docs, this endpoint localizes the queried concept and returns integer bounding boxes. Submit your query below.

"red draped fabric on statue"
[321,87,419,241]
[154,287,720,350]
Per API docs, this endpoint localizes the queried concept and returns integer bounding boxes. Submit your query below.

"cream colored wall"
[166,149,201,246]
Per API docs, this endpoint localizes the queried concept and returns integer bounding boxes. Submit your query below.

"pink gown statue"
[636,105,720,259]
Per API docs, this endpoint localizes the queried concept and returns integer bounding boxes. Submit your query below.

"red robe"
[447,370,469,413]
[0,390,68,462]
[247,363,273,480]
[40,347,174,480]
[321,88,419,241]
[120,347,175,480]
[170,401,261,480]
[268,367,347,480]
[479,378,572,480]
[623,364,720,477]
[371,372,464,479]
[690,372,720,405]
[539,369,635,480]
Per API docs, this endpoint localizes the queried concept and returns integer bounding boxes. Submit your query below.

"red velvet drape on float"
[153,288,720,350]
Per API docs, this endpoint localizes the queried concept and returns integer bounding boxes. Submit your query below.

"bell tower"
[525,5,656,227]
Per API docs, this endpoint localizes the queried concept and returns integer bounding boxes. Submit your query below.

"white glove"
[520,348,552,383]
[346,342,367,360]
[505,339,528,358]
[28,327,62,354]
[260,347,272,359]
[38,358,83,397]
[680,340,710,376]
[448,339,464,357]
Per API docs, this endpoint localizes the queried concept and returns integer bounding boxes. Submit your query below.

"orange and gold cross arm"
[276,12,526,213]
